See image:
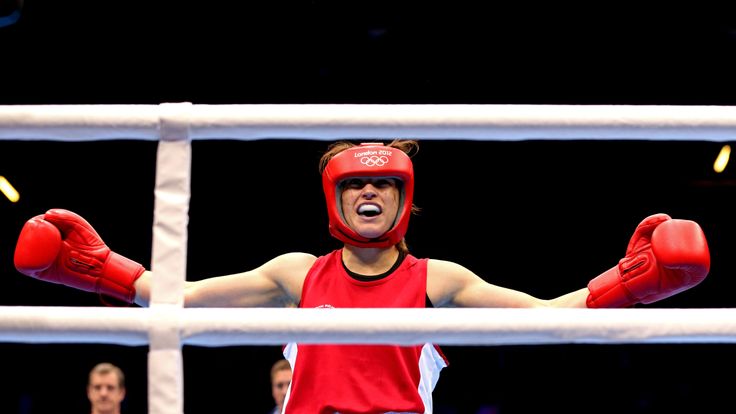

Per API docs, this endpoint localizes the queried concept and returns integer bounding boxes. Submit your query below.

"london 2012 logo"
[360,155,389,166]
[355,149,393,167]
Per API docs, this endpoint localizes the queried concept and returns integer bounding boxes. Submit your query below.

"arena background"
[1,2,735,413]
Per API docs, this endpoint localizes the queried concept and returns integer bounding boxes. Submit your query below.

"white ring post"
[149,102,192,414]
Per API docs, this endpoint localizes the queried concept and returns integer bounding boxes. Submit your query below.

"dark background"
[3,1,736,106]
[1,1,736,414]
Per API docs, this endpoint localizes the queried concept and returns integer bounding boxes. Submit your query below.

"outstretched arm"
[427,259,589,308]
[429,213,710,309]
[133,252,314,307]
[15,208,314,308]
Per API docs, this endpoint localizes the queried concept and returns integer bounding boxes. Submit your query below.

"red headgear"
[322,143,415,248]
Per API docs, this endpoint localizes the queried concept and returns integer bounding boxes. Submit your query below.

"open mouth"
[357,203,382,217]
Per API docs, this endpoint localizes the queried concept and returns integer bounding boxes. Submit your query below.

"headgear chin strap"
[322,143,414,248]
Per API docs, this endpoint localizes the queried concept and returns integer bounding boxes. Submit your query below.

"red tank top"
[282,249,448,414]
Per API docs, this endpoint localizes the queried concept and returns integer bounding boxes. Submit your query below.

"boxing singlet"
[282,249,448,414]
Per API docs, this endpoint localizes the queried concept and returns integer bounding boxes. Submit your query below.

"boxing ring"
[1,103,736,414]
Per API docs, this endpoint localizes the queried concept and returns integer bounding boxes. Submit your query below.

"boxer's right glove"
[14,208,145,304]
[587,213,710,308]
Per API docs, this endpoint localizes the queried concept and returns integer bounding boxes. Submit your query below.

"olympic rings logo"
[360,156,389,167]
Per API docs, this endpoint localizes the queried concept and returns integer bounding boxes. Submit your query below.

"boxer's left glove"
[14,208,145,304]
[587,213,710,308]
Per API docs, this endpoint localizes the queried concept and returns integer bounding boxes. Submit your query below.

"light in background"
[0,175,19,202]
[713,144,731,173]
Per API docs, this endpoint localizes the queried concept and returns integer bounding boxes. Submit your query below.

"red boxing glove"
[587,213,710,308]
[14,209,145,304]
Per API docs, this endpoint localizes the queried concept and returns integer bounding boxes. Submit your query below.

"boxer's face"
[340,177,400,239]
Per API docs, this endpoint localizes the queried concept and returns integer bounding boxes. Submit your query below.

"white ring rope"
[1,307,735,346]
[1,102,734,414]
[2,103,736,141]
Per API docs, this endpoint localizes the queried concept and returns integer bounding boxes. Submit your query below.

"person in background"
[269,359,292,414]
[87,362,126,414]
